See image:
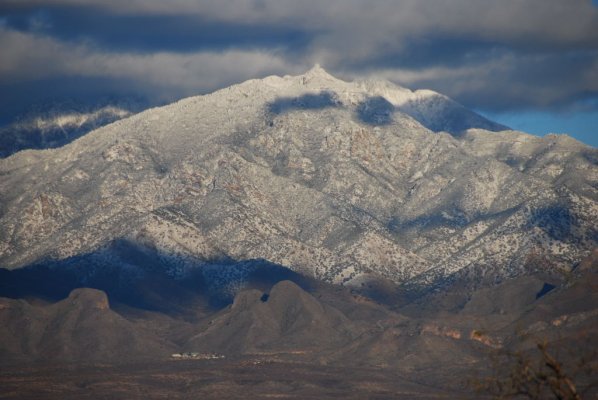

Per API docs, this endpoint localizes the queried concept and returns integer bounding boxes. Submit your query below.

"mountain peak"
[301,64,340,84]
[306,63,327,75]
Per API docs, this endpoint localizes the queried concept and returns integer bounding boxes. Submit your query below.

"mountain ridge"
[0,99,147,158]
[0,67,596,292]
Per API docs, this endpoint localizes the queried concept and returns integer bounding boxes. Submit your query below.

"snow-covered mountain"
[352,78,508,135]
[0,66,596,289]
[0,101,142,158]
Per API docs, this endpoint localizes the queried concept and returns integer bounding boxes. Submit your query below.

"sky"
[0,0,596,147]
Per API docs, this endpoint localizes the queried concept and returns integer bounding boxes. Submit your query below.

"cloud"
[0,6,312,54]
[0,0,597,118]
[0,26,303,97]
[371,50,598,111]
[0,24,306,121]
[6,0,597,47]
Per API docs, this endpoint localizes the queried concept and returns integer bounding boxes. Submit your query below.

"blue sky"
[482,111,598,147]
[0,0,596,147]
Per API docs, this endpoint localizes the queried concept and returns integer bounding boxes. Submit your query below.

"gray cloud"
[7,0,596,46]
[0,26,304,98]
[1,0,597,120]
[370,50,598,111]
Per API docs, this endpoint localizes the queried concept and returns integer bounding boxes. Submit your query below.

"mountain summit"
[0,67,596,290]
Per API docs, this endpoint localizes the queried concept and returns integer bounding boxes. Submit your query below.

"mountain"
[0,100,144,158]
[1,266,595,398]
[353,79,508,135]
[0,287,174,364]
[185,280,360,354]
[1,65,596,399]
[0,65,596,293]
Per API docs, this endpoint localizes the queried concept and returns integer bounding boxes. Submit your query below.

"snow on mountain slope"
[353,78,508,135]
[0,102,138,158]
[0,66,596,289]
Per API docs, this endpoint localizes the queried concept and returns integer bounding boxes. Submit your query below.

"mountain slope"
[185,280,360,355]
[0,101,140,158]
[0,288,174,363]
[353,79,508,135]
[0,66,596,288]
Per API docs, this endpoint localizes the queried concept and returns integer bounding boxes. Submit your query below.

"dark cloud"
[375,49,598,112]
[1,6,312,53]
[1,0,597,125]
[0,76,151,126]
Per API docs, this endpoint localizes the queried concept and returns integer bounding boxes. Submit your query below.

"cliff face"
[0,66,596,287]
